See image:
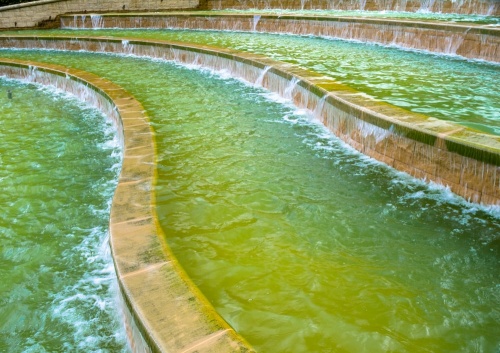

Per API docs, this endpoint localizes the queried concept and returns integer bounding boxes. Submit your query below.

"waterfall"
[252,15,261,31]
[284,77,300,101]
[255,66,271,87]
[313,95,327,123]
[418,0,436,12]
[91,15,104,29]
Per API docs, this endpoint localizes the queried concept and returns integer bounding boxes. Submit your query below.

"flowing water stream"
[0,50,498,352]
[7,29,499,135]
[0,78,127,352]
[218,9,500,24]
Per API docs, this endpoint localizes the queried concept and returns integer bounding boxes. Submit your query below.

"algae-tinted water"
[1,50,498,352]
[10,28,499,135]
[0,78,126,352]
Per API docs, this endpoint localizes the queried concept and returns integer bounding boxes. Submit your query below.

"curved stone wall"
[1,36,499,206]
[0,0,200,28]
[0,58,254,353]
[61,13,500,63]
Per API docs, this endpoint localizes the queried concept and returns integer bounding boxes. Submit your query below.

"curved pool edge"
[0,59,255,353]
[60,12,500,63]
[0,36,499,206]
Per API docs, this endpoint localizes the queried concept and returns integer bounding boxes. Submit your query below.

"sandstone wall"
[0,0,200,28]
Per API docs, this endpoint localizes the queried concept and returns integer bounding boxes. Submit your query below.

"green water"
[0,78,127,352]
[1,50,498,352]
[9,29,499,135]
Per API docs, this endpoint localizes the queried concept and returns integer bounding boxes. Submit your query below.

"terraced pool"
[7,29,499,135]
[1,49,498,352]
[0,77,127,352]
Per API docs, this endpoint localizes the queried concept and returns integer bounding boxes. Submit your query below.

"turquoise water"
[0,50,498,352]
[0,78,127,352]
[10,29,499,135]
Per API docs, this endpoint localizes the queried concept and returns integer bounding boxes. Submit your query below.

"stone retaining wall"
[0,0,200,28]
[0,58,255,353]
[61,13,500,63]
[1,36,499,206]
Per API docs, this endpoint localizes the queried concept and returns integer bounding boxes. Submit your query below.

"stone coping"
[59,12,500,63]
[0,0,65,12]
[0,58,254,353]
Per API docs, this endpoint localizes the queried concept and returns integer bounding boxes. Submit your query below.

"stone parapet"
[0,36,498,205]
[0,58,254,353]
[0,0,200,28]
[61,12,500,63]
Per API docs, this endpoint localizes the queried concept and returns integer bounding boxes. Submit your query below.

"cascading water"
[419,0,431,11]
[284,77,300,100]
[1,1,499,351]
[0,45,498,353]
[0,76,127,352]
[21,29,499,135]
[252,15,261,31]
[90,15,104,29]
[204,0,499,14]
[255,65,271,86]
[58,13,500,64]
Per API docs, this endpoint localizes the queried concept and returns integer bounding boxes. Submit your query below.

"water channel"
[0,78,127,352]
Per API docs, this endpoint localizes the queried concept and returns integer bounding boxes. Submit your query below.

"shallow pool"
[0,78,127,352]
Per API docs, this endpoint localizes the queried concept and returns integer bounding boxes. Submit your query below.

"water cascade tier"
[205,0,500,15]
[62,12,500,63]
[1,2,499,352]
[0,62,127,351]
[1,36,498,205]
[21,29,499,135]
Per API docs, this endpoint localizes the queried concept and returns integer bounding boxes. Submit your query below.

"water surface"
[0,78,127,352]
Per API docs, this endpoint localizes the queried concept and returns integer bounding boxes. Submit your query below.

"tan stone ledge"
[0,58,254,353]
[60,12,500,63]
[2,35,497,204]
[0,0,66,12]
